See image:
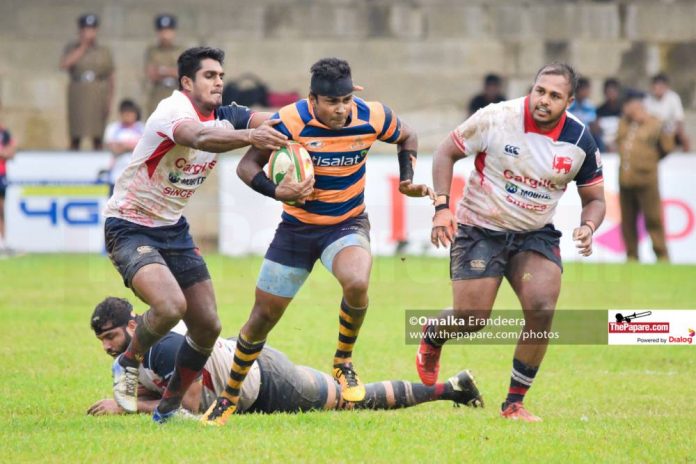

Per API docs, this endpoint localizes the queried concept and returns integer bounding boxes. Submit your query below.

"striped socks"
[505,358,539,406]
[334,299,367,367]
[221,334,266,407]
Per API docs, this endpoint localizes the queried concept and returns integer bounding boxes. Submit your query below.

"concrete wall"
[1,0,694,247]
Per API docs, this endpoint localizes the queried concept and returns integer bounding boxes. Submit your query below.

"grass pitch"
[1,254,694,463]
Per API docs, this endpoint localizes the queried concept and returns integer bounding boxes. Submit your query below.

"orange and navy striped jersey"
[271,97,402,225]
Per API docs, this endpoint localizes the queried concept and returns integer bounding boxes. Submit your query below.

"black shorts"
[0,175,7,198]
[247,347,336,414]
[450,224,563,280]
[104,216,210,289]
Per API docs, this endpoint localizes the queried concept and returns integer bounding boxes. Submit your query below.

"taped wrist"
[251,171,277,199]
[434,194,450,212]
[398,150,416,182]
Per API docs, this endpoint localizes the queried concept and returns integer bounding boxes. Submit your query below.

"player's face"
[184,58,224,112]
[310,93,353,130]
[95,323,134,358]
[79,26,97,43]
[529,74,574,130]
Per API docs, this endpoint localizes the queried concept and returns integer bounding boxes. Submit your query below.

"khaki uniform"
[144,44,184,116]
[616,115,674,260]
[63,41,114,139]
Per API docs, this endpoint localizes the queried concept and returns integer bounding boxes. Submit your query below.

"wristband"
[581,220,596,234]
[398,150,417,182]
[434,194,450,212]
[250,171,277,199]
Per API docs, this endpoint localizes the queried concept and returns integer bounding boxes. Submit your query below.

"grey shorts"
[450,224,563,280]
[246,347,338,413]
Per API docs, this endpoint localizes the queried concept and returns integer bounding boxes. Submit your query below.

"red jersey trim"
[577,175,604,187]
[523,96,566,141]
[146,133,176,178]
[182,92,215,122]
[450,131,467,154]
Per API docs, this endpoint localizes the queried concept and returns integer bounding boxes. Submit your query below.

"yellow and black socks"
[221,334,266,407]
[334,299,367,367]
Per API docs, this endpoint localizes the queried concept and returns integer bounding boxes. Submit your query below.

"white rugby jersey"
[104,90,253,227]
[450,96,603,232]
[138,332,261,413]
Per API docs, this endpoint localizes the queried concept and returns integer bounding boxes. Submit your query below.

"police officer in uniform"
[60,13,114,151]
[616,89,675,262]
[144,14,184,117]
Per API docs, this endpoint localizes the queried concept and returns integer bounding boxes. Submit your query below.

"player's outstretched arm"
[86,397,160,416]
[394,121,434,199]
[573,182,606,257]
[173,119,287,153]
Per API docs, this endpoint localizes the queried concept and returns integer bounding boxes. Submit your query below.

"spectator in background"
[596,78,622,152]
[0,98,17,256]
[644,73,691,152]
[468,73,506,115]
[145,14,184,117]
[569,77,603,150]
[103,100,144,194]
[59,13,114,151]
[616,90,674,262]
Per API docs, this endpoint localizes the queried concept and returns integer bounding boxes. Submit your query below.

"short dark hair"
[309,58,352,96]
[534,62,578,97]
[603,78,620,92]
[90,297,135,334]
[652,72,669,85]
[576,77,591,90]
[484,73,502,86]
[118,99,141,120]
[623,88,646,103]
[177,47,225,90]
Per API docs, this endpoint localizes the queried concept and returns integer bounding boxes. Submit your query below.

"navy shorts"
[0,175,7,198]
[450,224,563,280]
[265,213,371,273]
[104,216,210,289]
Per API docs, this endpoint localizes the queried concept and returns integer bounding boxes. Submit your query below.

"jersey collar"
[179,90,216,122]
[523,95,566,141]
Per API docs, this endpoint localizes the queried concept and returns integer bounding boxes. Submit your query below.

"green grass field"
[1,254,694,463]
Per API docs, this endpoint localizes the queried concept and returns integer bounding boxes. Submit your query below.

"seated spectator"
[103,100,144,193]
[596,78,622,152]
[569,77,603,150]
[468,73,506,115]
[644,73,691,152]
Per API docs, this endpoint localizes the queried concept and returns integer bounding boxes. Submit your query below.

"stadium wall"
[1,0,696,151]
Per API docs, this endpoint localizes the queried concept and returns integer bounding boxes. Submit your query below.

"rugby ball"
[268,142,314,185]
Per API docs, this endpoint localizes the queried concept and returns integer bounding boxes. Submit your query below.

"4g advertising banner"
[5,152,110,252]
[219,153,696,263]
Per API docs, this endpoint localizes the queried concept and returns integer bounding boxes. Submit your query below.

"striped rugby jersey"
[271,97,402,225]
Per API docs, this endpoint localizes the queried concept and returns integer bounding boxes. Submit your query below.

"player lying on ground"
[88,297,483,416]
[418,62,606,422]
